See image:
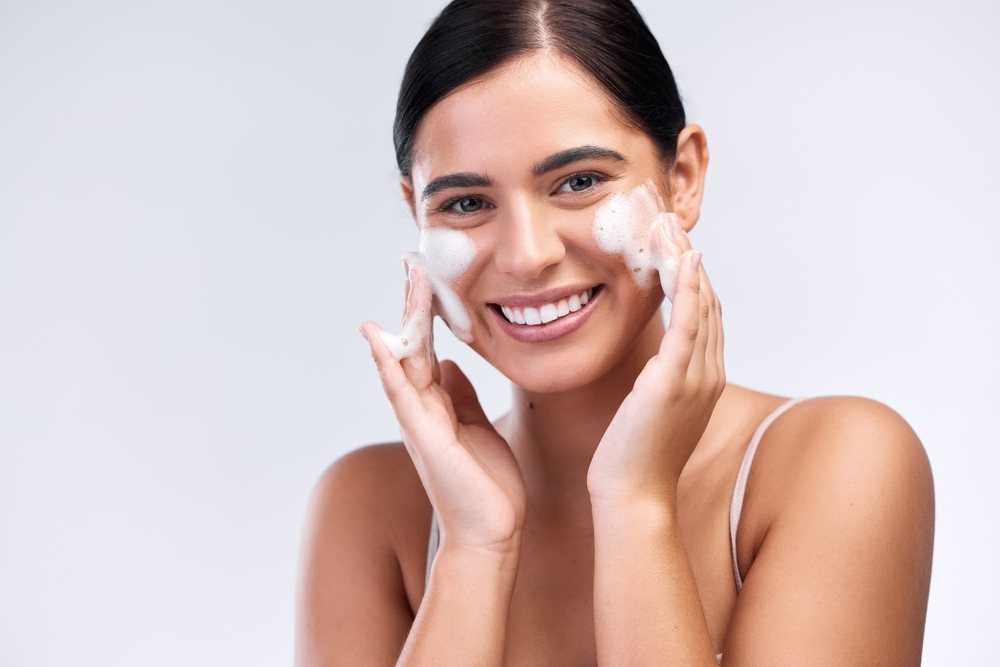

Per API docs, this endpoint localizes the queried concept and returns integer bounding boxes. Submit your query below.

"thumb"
[439,360,491,428]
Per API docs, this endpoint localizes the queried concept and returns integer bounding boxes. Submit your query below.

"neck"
[500,313,665,522]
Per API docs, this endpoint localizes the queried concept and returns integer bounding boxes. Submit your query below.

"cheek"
[591,181,665,290]
[416,228,479,343]
[418,228,477,281]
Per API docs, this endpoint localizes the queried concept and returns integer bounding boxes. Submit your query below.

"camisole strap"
[424,397,807,597]
[729,398,807,592]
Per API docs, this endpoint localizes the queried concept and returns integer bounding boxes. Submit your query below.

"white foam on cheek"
[419,228,477,280]
[592,182,678,301]
[417,228,476,345]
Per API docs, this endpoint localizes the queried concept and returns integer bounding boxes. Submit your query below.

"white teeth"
[539,303,558,323]
[500,288,596,326]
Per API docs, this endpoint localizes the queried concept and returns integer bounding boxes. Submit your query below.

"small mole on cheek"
[633,267,641,273]
[529,402,535,410]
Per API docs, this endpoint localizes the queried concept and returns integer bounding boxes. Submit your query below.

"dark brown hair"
[393,0,686,176]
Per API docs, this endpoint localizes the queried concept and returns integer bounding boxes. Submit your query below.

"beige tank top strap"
[730,398,807,592]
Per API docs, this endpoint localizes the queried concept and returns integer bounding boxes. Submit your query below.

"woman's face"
[404,53,699,393]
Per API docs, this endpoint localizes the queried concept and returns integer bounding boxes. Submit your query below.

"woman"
[297,0,934,664]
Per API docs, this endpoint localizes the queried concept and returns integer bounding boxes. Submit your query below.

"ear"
[400,175,417,218]
[670,125,709,232]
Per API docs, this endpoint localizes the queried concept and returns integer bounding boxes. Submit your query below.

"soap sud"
[378,295,431,363]
[384,228,476,360]
[383,184,681,362]
[592,181,678,301]
[419,228,477,282]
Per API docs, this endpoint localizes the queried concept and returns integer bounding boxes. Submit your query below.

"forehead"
[410,53,644,185]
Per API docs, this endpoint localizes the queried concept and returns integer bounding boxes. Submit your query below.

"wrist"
[431,538,522,581]
[589,478,678,511]
[590,488,678,528]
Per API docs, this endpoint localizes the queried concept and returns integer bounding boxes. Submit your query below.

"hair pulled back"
[393,0,686,177]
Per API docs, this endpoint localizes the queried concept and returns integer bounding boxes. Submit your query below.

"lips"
[496,287,594,325]
[489,285,602,343]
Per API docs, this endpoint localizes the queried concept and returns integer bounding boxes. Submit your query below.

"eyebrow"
[531,145,627,177]
[419,145,627,201]
[421,172,494,201]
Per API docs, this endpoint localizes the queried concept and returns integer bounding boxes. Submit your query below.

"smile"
[497,288,594,325]
[489,285,603,344]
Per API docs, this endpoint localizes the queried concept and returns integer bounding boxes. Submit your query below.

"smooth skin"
[297,53,934,666]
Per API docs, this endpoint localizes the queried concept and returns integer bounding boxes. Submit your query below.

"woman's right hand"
[360,265,526,556]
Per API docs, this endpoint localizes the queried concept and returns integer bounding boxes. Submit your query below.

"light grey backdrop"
[0,0,996,664]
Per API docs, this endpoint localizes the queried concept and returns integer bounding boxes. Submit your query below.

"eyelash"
[556,171,605,194]
[435,172,606,215]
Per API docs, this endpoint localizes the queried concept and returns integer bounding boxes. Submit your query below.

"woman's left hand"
[587,213,726,505]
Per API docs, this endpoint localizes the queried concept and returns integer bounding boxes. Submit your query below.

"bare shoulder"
[753,396,933,509]
[727,396,934,663]
[297,444,431,667]
[310,442,429,527]
[304,442,432,594]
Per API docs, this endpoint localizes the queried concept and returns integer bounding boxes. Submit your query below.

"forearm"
[397,543,519,667]
[591,496,718,666]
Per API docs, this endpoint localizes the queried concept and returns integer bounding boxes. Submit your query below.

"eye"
[448,196,484,213]
[558,174,599,193]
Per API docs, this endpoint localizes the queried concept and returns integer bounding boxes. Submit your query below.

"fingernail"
[671,213,684,236]
[359,325,369,342]
[691,250,703,272]
[661,217,676,242]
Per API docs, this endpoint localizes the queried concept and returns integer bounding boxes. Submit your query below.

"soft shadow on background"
[0,1,996,664]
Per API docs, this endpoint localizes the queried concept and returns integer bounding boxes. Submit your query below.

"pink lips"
[489,285,603,343]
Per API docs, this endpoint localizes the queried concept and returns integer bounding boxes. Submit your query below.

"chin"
[492,356,610,394]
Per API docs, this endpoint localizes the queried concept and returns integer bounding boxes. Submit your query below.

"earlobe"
[670,125,709,232]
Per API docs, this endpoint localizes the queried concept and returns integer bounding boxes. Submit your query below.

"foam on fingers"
[381,228,478,361]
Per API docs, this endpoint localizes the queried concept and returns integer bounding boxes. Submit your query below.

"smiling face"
[403,53,706,393]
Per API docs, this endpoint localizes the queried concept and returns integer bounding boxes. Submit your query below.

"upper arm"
[724,398,934,666]
[296,445,426,667]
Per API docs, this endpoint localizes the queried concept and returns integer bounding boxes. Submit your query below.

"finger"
[670,213,693,253]
[658,250,703,374]
[397,266,436,390]
[430,336,442,386]
[362,321,466,469]
[651,218,682,300]
[439,360,492,428]
[693,262,726,392]
[688,256,714,380]
[400,255,412,321]
[687,252,711,378]
[701,267,726,387]
[360,320,429,425]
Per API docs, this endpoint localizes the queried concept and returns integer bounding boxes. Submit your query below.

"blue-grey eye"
[452,197,483,212]
[563,175,594,192]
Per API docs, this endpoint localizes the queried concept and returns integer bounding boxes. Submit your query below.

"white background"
[1,0,996,664]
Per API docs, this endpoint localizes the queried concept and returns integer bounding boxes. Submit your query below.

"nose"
[493,197,566,281]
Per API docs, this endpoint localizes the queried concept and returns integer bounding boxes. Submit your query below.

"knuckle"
[682,320,700,341]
